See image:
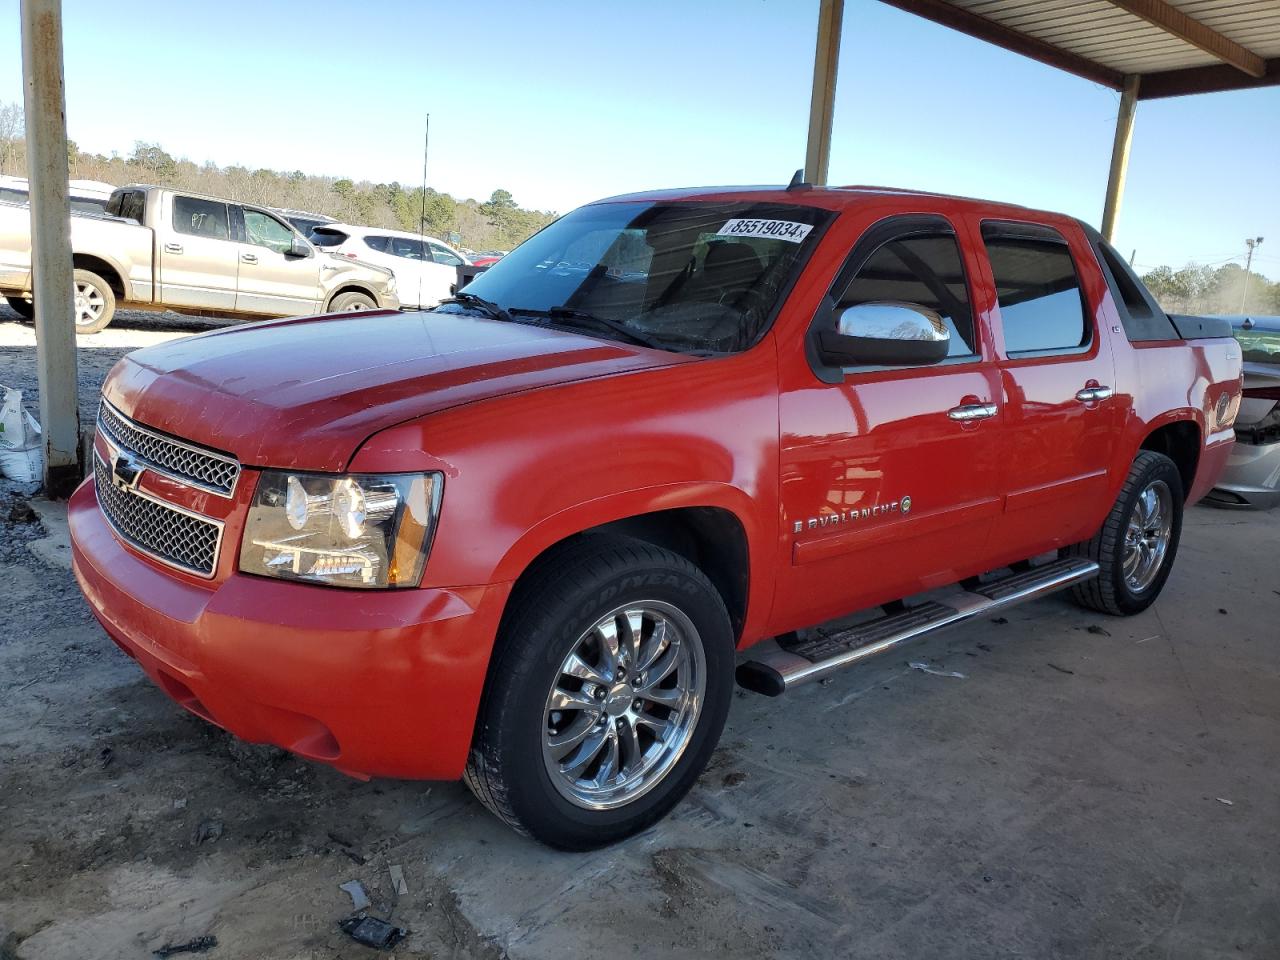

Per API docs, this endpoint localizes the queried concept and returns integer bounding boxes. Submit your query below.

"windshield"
[454,200,832,353]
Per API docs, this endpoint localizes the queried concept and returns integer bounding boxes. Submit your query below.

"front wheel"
[326,290,377,313]
[1068,450,1183,616]
[465,535,734,850]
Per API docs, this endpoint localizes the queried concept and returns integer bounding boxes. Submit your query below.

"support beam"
[1101,75,1140,243]
[876,0,1124,90]
[21,0,81,497]
[804,0,843,185]
[1105,0,1266,79]
[1139,57,1280,100]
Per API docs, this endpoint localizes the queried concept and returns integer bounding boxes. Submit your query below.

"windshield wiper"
[437,293,513,324]
[539,307,665,350]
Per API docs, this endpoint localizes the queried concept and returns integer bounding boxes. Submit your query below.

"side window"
[173,196,229,240]
[428,242,464,267]
[982,228,1087,354]
[363,235,390,253]
[119,191,146,223]
[839,232,976,358]
[389,237,426,260]
[242,209,295,254]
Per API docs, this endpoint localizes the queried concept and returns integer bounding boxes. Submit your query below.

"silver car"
[1206,316,1280,509]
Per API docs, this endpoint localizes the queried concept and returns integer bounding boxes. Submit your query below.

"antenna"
[420,115,430,243]
[787,168,810,191]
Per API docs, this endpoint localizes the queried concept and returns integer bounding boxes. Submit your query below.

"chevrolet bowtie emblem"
[111,452,145,492]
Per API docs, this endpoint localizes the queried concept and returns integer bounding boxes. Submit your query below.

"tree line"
[0,102,556,252]
[1139,260,1278,317]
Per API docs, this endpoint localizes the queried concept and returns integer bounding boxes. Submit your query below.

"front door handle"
[163,242,183,254]
[240,253,258,264]
[947,402,998,422]
[1076,385,1114,403]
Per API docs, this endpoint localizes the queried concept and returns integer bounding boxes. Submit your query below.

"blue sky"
[1,0,1277,277]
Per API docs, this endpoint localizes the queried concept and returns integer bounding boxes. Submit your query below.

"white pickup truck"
[0,184,399,333]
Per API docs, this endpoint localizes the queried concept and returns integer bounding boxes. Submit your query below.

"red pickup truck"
[69,185,1241,849]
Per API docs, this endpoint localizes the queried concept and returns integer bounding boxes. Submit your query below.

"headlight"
[239,471,442,589]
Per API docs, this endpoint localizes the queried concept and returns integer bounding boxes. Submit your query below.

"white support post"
[1101,74,1140,243]
[21,0,81,497]
[804,0,844,185]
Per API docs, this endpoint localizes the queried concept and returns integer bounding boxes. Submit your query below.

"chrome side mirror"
[818,301,951,366]
[287,236,314,259]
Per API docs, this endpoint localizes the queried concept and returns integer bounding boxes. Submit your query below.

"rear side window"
[119,191,145,222]
[173,196,229,240]
[363,235,390,253]
[982,227,1087,354]
[389,237,426,260]
[1091,234,1177,341]
[838,232,976,357]
[428,241,464,267]
[310,228,349,248]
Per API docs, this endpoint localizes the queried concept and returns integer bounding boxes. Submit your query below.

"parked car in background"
[0,175,117,216]
[1205,315,1280,508]
[469,250,508,267]
[0,184,397,332]
[308,223,469,309]
[273,207,337,237]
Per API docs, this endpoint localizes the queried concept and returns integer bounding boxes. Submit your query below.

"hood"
[103,311,693,471]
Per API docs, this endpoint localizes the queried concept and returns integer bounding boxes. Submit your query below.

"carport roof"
[878,0,1280,98]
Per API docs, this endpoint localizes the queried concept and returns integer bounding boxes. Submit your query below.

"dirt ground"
[1,307,1278,959]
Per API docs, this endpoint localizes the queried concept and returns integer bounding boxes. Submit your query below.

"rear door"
[386,236,429,308]
[232,206,321,316]
[775,216,1005,626]
[159,194,238,309]
[973,220,1120,558]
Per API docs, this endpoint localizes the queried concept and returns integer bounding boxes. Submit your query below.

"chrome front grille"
[97,402,240,496]
[93,453,223,577]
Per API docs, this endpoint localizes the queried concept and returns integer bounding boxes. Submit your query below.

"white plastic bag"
[0,386,43,482]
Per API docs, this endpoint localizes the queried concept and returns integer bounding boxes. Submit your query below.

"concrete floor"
[1,312,1277,958]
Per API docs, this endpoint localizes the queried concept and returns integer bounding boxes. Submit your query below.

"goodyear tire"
[465,534,734,850]
[1068,451,1184,616]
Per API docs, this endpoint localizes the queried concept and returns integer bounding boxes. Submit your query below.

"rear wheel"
[465,535,734,850]
[327,290,376,313]
[73,269,116,334]
[1068,450,1183,616]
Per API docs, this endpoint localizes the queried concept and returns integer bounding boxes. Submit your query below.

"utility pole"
[419,115,429,237]
[1240,236,1264,313]
[21,0,81,497]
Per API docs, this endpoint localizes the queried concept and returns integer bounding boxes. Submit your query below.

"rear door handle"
[163,242,183,254]
[240,253,258,264]
[947,402,998,422]
[1075,385,1113,402]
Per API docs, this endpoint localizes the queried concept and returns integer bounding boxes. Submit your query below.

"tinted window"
[429,242,464,266]
[389,236,426,260]
[242,209,295,253]
[173,196,229,240]
[310,227,348,248]
[839,232,975,357]
[363,235,390,253]
[984,235,1087,354]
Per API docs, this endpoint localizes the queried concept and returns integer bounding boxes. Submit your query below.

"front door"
[386,236,429,308]
[233,207,322,316]
[774,217,1005,631]
[424,239,465,306]
[973,219,1120,559]
[159,194,238,310]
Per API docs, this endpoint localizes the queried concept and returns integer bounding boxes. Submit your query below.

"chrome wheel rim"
[1123,479,1173,593]
[74,281,104,327]
[542,601,705,811]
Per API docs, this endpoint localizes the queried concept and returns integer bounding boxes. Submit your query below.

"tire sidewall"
[73,270,115,334]
[494,559,734,849]
[1108,456,1184,614]
[328,291,376,313]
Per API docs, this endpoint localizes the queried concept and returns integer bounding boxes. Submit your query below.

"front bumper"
[69,477,510,780]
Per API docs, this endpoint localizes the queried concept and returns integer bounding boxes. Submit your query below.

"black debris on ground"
[1086,625,1111,637]
[1047,663,1075,676]
[153,935,217,958]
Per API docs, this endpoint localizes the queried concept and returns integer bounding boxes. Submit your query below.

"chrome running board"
[736,557,1100,697]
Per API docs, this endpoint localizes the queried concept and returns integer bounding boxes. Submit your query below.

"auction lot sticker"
[717,219,813,243]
